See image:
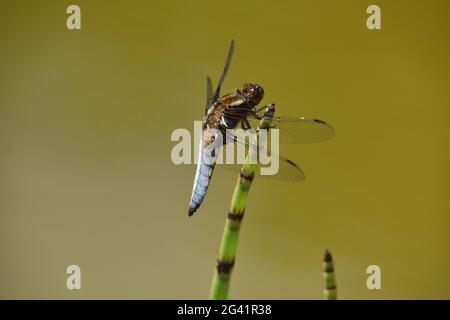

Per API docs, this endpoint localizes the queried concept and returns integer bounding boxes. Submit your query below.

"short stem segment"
[209,104,275,300]
[323,249,337,300]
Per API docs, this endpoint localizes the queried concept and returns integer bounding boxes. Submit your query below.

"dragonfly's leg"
[254,103,275,118]
[250,109,263,120]
[241,118,251,130]
[255,105,266,113]
[251,113,262,120]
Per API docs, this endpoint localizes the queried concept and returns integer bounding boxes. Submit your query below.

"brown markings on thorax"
[204,91,245,129]
[201,91,246,146]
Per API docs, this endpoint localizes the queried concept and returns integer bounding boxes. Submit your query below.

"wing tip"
[284,158,306,181]
[313,118,326,125]
[314,118,336,140]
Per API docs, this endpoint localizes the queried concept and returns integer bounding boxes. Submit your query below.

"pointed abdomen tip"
[188,207,196,217]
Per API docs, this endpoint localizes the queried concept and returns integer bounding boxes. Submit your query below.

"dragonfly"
[188,40,335,216]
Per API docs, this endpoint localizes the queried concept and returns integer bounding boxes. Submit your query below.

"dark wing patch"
[205,76,214,114]
[213,40,235,102]
[313,118,326,124]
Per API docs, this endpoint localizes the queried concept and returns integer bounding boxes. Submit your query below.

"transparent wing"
[223,111,335,144]
[217,132,305,182]
[213,40,235,101]
[274,116,335,143]
[219,156,305,182]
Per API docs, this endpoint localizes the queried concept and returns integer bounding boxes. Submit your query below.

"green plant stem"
[323,249,337,300]
[209,105,275,300]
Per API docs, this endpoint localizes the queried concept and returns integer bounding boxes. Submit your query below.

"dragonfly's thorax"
[205,90,252,130]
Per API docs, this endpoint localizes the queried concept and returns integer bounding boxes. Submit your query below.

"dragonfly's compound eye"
[243,83,264,106]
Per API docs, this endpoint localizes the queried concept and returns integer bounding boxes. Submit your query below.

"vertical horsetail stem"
[323,249,337,299]
[209,104,275,300]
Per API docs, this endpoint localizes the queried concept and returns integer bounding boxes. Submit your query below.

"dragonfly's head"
[242,83,264,106]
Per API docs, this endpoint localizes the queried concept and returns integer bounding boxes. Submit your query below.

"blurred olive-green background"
[1,0,449,299]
